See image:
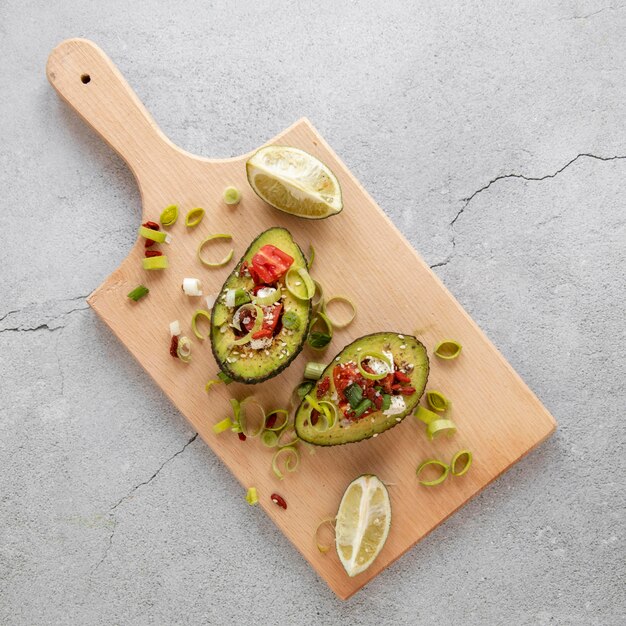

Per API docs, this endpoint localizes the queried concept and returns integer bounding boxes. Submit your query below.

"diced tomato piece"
[251,328,272,339]
[243,303,283,339]
[394,371,411,384]
[399,387,416,396]
[333,363,360,400]
[251,245,294,283]
[317,376,330,399]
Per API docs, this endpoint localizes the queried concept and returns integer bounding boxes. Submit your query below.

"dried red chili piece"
[145,250,163,258]
[143,221,160,230]
[270,493,287,509]
[265,413,277,429]
[238,432,247,442]
[399,386,416,396]
[144,239,155,248]
[169,335,179,358]
[394,371,411,384]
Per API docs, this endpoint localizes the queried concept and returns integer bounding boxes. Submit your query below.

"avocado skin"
[210,227,312,385]
[294,332,430,446]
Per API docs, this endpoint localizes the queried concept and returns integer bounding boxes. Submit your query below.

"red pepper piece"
[270,493,287,509]
[316,376,330,399]
[394,371,411,384]
[143,221,160,230]
[391,383,402,392]
[145,239,155,248]
[238,432,247,442]
[399,387,416,396]
[169,335,179,358]
[251,328,273,340]
[145,250,163,258]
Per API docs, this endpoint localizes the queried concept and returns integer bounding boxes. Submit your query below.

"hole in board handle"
[80,74,91,84]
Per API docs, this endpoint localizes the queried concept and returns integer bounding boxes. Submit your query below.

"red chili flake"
[265,413,278,429]
[317,376,330,399]
[144,239,155,248]
[169,335,179,358]
[394,371,411,384]
[239,261,248,277]
[238,432,247,442]
[270,493,287,509]
[143,221,160,230]
[399,387,416,396]
[145,250,163,258]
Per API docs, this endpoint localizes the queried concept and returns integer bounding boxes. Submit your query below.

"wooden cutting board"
[46,39,556,599]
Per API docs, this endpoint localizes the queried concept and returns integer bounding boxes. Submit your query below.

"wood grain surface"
[46,38,557,599]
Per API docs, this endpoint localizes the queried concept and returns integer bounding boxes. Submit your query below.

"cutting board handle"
[46,38,179,187]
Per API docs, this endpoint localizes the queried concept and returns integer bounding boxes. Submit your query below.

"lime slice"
[246,146,343,219]
[335,474,391,577]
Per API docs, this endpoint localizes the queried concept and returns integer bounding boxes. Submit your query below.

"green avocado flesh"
[210,227,311,384]
[295,332,429,445]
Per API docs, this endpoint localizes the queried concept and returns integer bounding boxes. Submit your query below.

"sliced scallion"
[217,371,233,384]
[316,401,338,432]
[426,418,457,440]
[245,487,258,505]
[232,305,264,346]
[261,430,279,448]
[426,390,450,412]
[264,409,289,432]
[315,516,336,553]
[434,339,462,360]
[191,310,211,340]
[311,280,324,312]
[307,312,333,351]
[176,336,192,362]
[286,266,315,300]
[139,225,168,243]
[142,255,169,270]
[357,351,392,381]
[198,234,234,267]
[344,383,363,410]
[416,459,450,486]
[282,310,300,330]
[381,394,391,411]
[291,381,314,408]
[213,417,232,434]
[271,446,300,480]
[185,207,205,228]
[182,277,203,296]
[304,362,326,380]
[353,398,372,418]
[160,204,179,227]
[252,287,281,306]
[322,296,357,329]
[451,449,473,476]
[414,405,439,425]
[205,379,223,393]
[223,186,241,205]
[127,285,149,301]
[307,244,315,270]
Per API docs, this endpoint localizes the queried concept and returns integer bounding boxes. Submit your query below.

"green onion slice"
[434,339,462,360]
[357,351,392,381]
[223,186,241,205]
[191,309,211,340]
[322,296,357,329]
[245,487,258,505]
[232,305,264,346]
[451,449,473,476]
[205,379,223,393]
[142,255,169,270]
[229,398,242,432]
[176,336,192,362]
[282,310,300,330]
[217,371,233,384]
[416,459,450,486]
[291,381,314,408]
[198,233,234,267]
[238,397,265,438]
[315,401,338,432]
[311,280,324,312]
[160,204,178,227]
[264,409,289,432]
[271,446,300,480]
[307,312,333,351]
[307,244,315,270]
[304,362,326,381]
[185,207,205,228]
[139,225,168,243]
[230,302,255,331]
[261,430,279,448]
[426,418,457,441]
[213,417,233,434]
[315,516,336,553]
[426,390,450,412]
[252,287,281,306]
[286,266,315,300]
[127,285,149,301]
[414,405,439,425]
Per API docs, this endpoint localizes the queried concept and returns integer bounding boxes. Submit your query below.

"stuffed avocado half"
[210,227,312,384]
[295,332,429,445]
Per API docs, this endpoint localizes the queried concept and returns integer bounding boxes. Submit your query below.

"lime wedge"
[335,474,391,577]
[246,146,343,219]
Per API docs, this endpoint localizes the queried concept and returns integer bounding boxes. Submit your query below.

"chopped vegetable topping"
[127,285,149,302]
[272,446,300,480]
[160,204,178,227]
[191,309,211,340]
[169,335,179,358]
[251,245,294,283]
[185,207,205,228]
[205,379,223,393]
[223,186,241,205]
[197,234,234,267]
[434,339,462,360]
[451,449,473,476]
[139,225,169,243]
[176,336,192,362]
[426,418,457,440]
[182,277,203,296]
[307,244,315,270]
[286,266,315,300]
[304,362,325,380]
[217,371,233,384]
[282,310,300,330]
[169,320,181,336]
[322,296,357,329]
[307,312,333,350]
[416,459,450,486]
[245,487,258,505]
[426,390,450,412]
[270,493,287,509]
[142,255,169,270]
[213,417,233,434]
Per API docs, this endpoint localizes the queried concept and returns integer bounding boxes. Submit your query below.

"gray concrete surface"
[1,1,625,624]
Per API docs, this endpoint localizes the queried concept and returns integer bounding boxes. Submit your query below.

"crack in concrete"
[560,4,626,20]
[430,153,626,269]
[91,433,198,573]
[0,300,89,334]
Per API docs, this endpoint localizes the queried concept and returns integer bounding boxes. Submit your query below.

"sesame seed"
[398,334,404,339]
[356,347,362,351]
[373,433,378,438]
[335,357,340,361]
[265,350,270,356]
[279,354,284,359]
[395,417,402,422]
[400,344,406,349]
